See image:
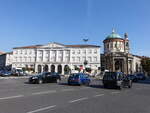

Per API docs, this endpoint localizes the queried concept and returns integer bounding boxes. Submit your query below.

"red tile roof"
[66,45,100,48]
[13,44,100,49]
[0,51,4,55]
[13,45,43,49]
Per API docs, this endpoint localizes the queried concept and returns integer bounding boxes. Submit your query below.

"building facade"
[12,42,101,74]
[0,52,13,70]
[102,29,142,74]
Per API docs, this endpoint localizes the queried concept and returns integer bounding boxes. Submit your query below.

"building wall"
[6,53,13,66]
[132,56,142,74]
[0,53,13,70]
[0,54,6,68]
[12,43,101,74]
[104,39,125,53]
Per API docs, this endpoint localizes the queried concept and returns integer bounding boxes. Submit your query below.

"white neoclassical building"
[12,42,101,74]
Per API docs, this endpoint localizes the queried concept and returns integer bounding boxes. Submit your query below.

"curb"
[0,76,30,79]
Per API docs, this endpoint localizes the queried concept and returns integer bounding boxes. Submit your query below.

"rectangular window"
[25,50,27,54]
[77,50,80,54]
[88,49,92,54]
[88,57,92,62]
[38,57,42,62]
[72,57,75,62]
[29,50,32,54]
[77,57,80,62]
[66,51,69,54]
[20,50,22,54]
[65,56,69,62]
[94,57,97,62]
[83,50,86,54]
[94,49,97,54]
[82,57,86,62]
[72,50,75,54]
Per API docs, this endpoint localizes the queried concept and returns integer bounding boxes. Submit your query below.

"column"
[35,64,38,73]
[49,50,51,62]
[63,50,65,63]
[55,64,58,73]
[56,50,58,62]
[62,65,64,75]
[41,65,44,72]
[43,50,46,62]
[124,58,127,74]
[48,64,51,72]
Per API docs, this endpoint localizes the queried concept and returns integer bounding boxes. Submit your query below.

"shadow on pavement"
[89,84,104,89]
[59,82,82,86]
[134,79,150,85]
[24,81,31,84]
[59,82,68,86]
[89,84,123,90]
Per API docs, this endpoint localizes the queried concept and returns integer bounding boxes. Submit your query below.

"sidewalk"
[0,76,30,79]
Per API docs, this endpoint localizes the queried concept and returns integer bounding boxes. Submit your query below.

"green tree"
[64,65,70,74]
[141,57,150,76]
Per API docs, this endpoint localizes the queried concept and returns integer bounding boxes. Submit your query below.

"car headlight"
[32,77,38,79]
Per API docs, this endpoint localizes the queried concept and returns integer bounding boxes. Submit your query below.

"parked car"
[136,73,146,80]
[29,72,61,84]
[12,69,28,76]
[127,74,138,82]
[1,71,12,77]
[102,72,132,89]
[0,70,5,76]
[68,73,91,86]
[122,75,132,88]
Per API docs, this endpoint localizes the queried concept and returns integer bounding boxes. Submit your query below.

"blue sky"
[0,0,150,56]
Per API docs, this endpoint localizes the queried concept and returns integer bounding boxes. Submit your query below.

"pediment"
[41,42,65,48]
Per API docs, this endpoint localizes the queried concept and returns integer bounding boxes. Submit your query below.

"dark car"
[136,73,146,80]
[29,72,61,84]
[128,74,138,82]
[103,72,132,89]
[68,73,91,86]
[12,69,28,76]
[122,75,132,88]
[1,71,12,77]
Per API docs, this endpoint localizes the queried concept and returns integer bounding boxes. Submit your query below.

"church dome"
[106,29,121,39]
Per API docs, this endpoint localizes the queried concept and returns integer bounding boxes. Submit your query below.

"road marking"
[0,95,24,100]
[135,88,143,90]
[61,88,74,92]
[111,91,120,94]
[69,97,88,103]
[32,90,56,95]
[30,87,39,89]
[26,105,56,113]
[81,87,90,89]
[93,94,104,97]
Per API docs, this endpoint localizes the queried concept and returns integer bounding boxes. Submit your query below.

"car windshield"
[16,69,23,72]
[104,72,117,80]
[70,74,79,78]
[137,74,144,76]
[36,72,46,76]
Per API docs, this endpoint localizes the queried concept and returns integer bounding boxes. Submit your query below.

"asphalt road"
[0,77,149,113]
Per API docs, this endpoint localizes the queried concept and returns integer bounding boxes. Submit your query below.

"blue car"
[68,73,91,86]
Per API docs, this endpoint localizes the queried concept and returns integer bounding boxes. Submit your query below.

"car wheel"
[104,84,107,88]
[68,82,71,85]
[85,82,90,86]
[128,82,132,88]
[38,79,43,84]
[56,79,60,84]
[118,86,122,90]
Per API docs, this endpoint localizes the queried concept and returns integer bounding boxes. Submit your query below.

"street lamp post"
[83,38,89,73]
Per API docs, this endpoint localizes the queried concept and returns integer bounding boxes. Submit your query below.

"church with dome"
[101,29,142,75]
